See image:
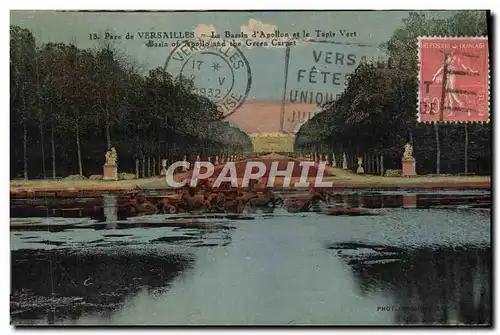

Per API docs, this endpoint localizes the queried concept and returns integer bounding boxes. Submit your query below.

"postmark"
[417,37,489,123]
[165,38,252,119]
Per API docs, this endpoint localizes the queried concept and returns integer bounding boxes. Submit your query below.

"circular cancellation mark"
[165,38,252,119]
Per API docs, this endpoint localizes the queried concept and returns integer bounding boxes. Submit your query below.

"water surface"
[10,192,491,325]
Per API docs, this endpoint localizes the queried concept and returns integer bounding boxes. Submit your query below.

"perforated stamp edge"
[416,36,490,124]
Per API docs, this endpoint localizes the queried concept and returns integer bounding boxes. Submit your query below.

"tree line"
[10,25,253,179]
[295,11,491,175]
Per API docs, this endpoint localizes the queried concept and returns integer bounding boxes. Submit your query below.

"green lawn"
[10,169,491,192]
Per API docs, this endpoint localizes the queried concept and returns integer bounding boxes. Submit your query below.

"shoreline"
[10,175,491,198]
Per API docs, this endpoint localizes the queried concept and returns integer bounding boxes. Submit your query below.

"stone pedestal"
[103,164,118,180]
[402,158,416,176]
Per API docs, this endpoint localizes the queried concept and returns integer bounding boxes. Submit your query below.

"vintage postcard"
[10,10,491,326]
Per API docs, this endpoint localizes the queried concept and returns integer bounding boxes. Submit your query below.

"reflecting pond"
[10,191,491,325]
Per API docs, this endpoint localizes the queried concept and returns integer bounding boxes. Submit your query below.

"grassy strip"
[10,174,490,192]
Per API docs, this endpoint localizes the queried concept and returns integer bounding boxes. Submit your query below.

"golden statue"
[403,143,414,160]
[105,147,117,165]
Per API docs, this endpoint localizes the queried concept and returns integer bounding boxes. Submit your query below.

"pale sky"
[11,10,458,101]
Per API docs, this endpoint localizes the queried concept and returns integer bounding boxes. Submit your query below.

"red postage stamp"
[418,37,489,123]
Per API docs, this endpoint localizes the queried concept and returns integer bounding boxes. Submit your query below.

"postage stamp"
[165,38,252,118]
[417,37,489,123]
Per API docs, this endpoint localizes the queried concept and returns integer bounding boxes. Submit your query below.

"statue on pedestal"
[161,159,167,176]
[103,147,118,180]
[356,157,364,174]
[342,152,348,170]
[182,155,187,172]
[332,153,337,167]
[402,143,417,176]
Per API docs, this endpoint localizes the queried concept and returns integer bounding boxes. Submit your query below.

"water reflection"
[103,194,117,229]
[343,246,491,325]
[10,191,491,325]
[325,193,490,210]
[10,248,194,323]
[9,192,491,219]
[76,214,395,325]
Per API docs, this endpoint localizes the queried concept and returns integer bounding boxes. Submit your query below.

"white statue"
[105,147,117,165]
[356,157,364,174]
[161,159,167,176]
[182,155,187,172]
[403,143,414,160]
